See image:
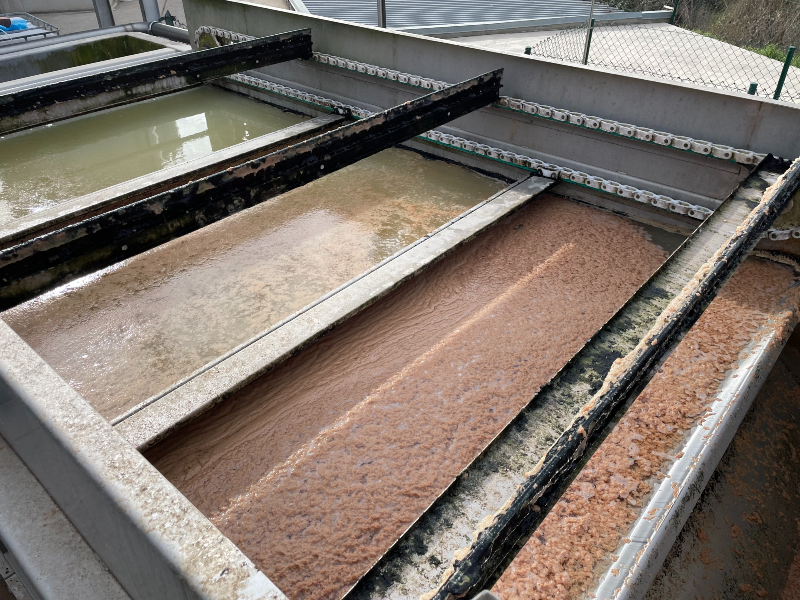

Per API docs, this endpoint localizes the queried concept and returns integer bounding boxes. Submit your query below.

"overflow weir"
[1,5,800,600]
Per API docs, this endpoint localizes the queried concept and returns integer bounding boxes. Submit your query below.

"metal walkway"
[301,0,622,29]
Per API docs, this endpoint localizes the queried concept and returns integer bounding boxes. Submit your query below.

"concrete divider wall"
[185,0,800,160]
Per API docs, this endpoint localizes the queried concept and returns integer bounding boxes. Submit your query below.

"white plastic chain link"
[309,52,766,166]
[226,72,713,221]
[207,27,789,235]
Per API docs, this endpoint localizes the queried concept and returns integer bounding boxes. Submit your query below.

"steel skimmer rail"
[227,72,713,221]
[195,27,764,166]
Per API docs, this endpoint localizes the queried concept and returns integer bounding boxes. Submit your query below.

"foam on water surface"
[147,195,668,600]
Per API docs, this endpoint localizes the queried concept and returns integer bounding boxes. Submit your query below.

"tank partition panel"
[0,29,313,134]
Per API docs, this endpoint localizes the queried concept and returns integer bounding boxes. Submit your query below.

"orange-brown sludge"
[492,258,800,600]
[148,196,667,600]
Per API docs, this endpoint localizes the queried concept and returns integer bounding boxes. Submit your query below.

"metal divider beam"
[342,155,800,600]
[0,69,503,310]
[0,29,313,134]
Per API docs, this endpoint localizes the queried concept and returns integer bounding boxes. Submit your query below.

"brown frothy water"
[147,195,667,600]
[2,148,503,420]
[0,85,307,224]
[492,258,800,600]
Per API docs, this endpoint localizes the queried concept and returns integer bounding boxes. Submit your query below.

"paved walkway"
[452,23,800,103]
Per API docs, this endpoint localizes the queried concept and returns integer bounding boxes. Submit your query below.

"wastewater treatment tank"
[1,4,800,600]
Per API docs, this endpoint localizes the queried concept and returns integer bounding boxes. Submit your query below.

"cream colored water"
[0,85,306,224]
[2,148,504,419]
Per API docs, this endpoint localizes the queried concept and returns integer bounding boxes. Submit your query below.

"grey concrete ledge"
[0,32,189,94]
[395,10,672,38]
[0,434,131,600]
[0,114,344,249]
[0,323,287,600]
[114,175,555,450]
[593,266,800,600]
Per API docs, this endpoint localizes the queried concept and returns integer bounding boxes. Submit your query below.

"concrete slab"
[0,434,131,600]
[0,320,287,600]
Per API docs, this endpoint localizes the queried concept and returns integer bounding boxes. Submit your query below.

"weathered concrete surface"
[0,32,182,84]
[0,321,287,600]
[0,434,131,600]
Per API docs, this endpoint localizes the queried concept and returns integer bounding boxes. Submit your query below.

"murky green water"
[0,85,307,224]
[3,148,506,419]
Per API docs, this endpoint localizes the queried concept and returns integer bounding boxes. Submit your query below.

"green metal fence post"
[774,46,796,100]
[582,19,595,65]
[748,82,758,95]
[524,46,532,55]
[669,0,679,24]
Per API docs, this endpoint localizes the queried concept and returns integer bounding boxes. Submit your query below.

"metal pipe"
[377,0,387,28]
[91,0,116,28]
[669,0,679,24]
[582,17,595,64]
[774,46,796,100]
[148,21,191,43]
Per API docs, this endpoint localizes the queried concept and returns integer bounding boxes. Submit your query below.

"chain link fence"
[528,21,800,103]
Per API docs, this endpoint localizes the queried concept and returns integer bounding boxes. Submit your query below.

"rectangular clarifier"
[145,194,671,600]
[1,147,506,420]
[491,257,800,600]
[0,85,307,224]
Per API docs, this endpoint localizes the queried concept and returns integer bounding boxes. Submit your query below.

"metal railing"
[0,12,58,44]
[528,20,800,103]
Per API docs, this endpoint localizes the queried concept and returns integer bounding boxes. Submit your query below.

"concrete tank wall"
[184,0,800,160]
